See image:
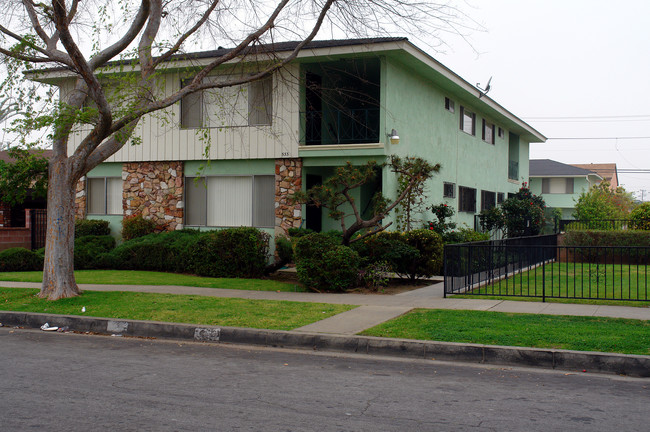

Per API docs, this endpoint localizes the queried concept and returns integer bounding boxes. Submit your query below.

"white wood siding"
[65,65,300,161]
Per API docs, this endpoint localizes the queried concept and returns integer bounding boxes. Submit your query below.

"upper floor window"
[185,175,275,228]
[180,76,273,129]
[458,186,476,212]
[482,119,495,144]
[541,178,575,194]
[460,106,475,136]
[445,97,455,113]
[498,127,505,138]
[87,177,122,215]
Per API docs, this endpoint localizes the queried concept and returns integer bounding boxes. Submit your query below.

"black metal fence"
[444,235,650,302]
[30,209,47,250]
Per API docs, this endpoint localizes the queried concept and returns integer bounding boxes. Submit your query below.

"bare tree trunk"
[40,158,80,300]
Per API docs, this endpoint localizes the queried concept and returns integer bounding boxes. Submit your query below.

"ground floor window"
[481,190,496,211]
[87,177,122,215]
[458,186,476,212]
[185,175,275,227]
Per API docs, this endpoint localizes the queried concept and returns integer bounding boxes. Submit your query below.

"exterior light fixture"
[388,129,400,145]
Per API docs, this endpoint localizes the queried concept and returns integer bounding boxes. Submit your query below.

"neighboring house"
[529,159,602,219]
[571,163,618,190]
[35,38,545,239]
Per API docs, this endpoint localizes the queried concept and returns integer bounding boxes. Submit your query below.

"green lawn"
[454,263,650,307]
[0,288,351,330]
[0,270,303,292]
[361,309,650,355]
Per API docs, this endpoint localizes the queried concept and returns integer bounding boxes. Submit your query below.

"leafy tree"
[0,147,49,205]
[296,156,440,245]
[573,182,636,221]
[394,157,431,231]
[478,184,545,238]
[0,1,470,300]
[629,202,650,230]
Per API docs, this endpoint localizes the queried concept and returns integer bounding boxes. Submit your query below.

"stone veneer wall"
[275,158,302,236]
[123,161,184,231]
[74,177,86,220]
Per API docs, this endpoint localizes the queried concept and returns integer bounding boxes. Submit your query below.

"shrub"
[354,229,443,281]
[121,215,158,240]
[188,227,270,278]
[287,227,314,238]
[500,185,545,237]
[75,219,110,237]
[443,227,490,244]
[294,233,360,292]
[630,202,650,230]
[360,261,391,291]
[275,236,294,263]
[0,247,43,272]
[74,235,116,270]
[562,230,650,263]
[108,230,204,273]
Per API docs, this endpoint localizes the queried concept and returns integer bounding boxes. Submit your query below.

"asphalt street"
[1,328,647,431]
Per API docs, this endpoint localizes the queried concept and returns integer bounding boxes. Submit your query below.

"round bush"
[0,248,43,272]
[121,215,158,240]
[294,233,359,292]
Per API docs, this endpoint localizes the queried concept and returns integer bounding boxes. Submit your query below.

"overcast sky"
[429,0,650,200]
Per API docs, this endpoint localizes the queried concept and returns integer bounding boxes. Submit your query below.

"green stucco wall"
[379,57,528,229]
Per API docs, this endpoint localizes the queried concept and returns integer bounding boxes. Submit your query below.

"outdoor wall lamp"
[388,129,400,145]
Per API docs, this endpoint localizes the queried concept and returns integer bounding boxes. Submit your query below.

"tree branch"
[88,0,150,70]
[152,0,220,68]
[138,0,162,75]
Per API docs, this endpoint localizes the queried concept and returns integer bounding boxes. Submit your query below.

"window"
[458,186,476,212]
[443,182,456,198]
[498,127,505,138]
[180,76,273,129]
[460,106,475,135]
[185,175,275,227]
[87,177,122,215]
[444,97,455,113]
[481,190,496,211]
[497,192,505,204]
[482,119,495,144]
[180,79,204,128]
[542,177,575,194]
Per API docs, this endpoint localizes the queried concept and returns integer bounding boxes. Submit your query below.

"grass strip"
[0,288,351,331]
[0,270,303,292]
[361,309,650,355]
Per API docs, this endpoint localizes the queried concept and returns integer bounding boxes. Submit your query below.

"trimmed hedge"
[563,230,650,248]
[75,219,111,237]
[0,248,43,272]
[188,227,270,278]
[74,235,116,270]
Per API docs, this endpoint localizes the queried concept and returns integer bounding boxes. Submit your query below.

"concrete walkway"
[4,280,649,335]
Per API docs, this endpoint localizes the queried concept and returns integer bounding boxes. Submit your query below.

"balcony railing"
[301,108,380,145]
[508,160,519,180]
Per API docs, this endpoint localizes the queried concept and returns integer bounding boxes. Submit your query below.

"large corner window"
[460,106,475,136]
[458,186,477,213]
[185,175,275,227]
[180,77,272,129]
[87,177,122,215]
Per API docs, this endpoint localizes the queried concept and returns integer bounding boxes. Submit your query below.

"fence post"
[542,261,546,303]
[443,246,447,298]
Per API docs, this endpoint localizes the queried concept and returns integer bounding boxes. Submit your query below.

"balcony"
[508,160,519,180]
[301,108,380,145]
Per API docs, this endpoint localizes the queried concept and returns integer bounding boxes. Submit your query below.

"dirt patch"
[265,270,433,295]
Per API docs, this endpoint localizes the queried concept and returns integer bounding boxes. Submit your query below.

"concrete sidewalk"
[3,280,649,335]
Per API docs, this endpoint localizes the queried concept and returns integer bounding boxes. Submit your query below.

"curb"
[1,311,649,378]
